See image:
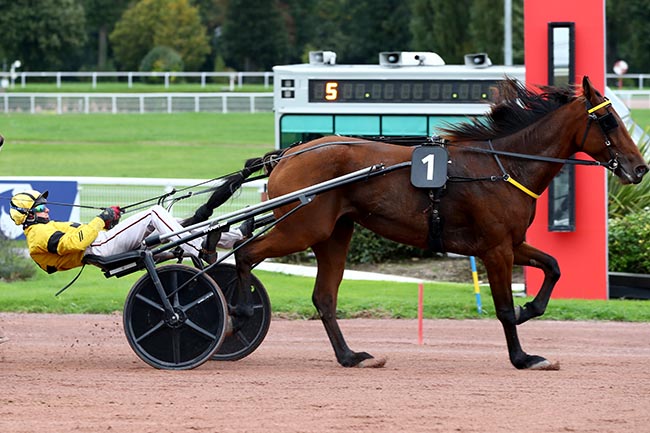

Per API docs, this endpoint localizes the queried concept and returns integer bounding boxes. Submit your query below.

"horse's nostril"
[635,165,649,177]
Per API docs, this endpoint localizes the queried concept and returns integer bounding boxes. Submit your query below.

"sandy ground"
[1,313,649,433]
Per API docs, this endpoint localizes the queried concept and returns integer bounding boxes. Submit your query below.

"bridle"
[578,97,620,171]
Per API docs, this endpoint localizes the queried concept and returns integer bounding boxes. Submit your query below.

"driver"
[9,189,251,274]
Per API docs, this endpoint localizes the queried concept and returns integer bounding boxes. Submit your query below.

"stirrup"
[154,247,185,264]
[199,248,218,265]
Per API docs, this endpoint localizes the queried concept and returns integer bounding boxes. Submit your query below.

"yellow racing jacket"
[23,217,105,273]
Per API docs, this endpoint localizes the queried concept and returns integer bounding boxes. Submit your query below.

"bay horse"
[192,76,648,370]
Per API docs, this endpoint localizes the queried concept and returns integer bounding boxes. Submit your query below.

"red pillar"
[524,0,608,299]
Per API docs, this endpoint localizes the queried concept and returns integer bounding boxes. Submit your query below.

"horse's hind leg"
[513,242,560,325]
[483,245,557,370]
[311,218,386,368]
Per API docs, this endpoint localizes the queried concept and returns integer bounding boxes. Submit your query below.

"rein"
[445,97,622,199]
[445,142,613,169]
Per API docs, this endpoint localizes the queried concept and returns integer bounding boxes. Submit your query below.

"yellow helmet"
[9,189,48,225]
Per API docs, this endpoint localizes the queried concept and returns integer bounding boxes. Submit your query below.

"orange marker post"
[418,283,424,345]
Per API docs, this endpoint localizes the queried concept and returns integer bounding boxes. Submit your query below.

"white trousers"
[85,205,242,258]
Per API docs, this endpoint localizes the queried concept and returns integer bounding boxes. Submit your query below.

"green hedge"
[609,209,650,273]
[277,224,434,265]
[347,226,433,264]
[0,237,36,281]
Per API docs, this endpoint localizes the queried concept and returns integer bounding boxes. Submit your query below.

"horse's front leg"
[513,242,561,325]
[311,219,386,368]
[482,246,558,370]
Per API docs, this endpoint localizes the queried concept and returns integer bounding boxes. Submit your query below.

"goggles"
[32,204,47,213]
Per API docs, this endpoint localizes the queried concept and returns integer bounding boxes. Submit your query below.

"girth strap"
[426,189,445,253]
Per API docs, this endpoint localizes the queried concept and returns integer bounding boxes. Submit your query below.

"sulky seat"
[83,250,145,278]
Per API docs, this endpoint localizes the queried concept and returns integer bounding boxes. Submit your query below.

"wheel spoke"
[135,294,165,312]
[172,329,181,364]
[181,291,215,313]
[169,271,180,308]
[185,319,218,340]
[221,277,237,298]
[233,329,252,346]
[135,320,165,343]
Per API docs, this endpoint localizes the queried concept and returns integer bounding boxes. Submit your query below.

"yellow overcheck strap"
[587,99,611,114]
[506,176,540,199]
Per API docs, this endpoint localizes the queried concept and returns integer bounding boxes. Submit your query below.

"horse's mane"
[441,78,579,141]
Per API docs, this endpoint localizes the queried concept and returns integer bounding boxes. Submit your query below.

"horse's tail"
[261,148,284,175]
[181,156,264,227]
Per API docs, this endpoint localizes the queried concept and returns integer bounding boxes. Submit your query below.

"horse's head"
[579,76,648,184]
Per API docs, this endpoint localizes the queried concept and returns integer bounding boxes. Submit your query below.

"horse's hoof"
[529,359,560,370]
[356,356,387,368]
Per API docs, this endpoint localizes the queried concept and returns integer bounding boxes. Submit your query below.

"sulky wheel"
[206,263,271,361]
[123,264,228,370]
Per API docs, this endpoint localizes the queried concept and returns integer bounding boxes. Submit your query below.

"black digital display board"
[308,79,498,103]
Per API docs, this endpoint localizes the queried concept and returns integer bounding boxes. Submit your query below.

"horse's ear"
[582,75,595,100]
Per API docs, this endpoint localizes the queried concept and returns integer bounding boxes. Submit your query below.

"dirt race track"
[1,313,649,433]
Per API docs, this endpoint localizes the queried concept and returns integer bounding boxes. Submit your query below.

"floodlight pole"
[504,0,513,66]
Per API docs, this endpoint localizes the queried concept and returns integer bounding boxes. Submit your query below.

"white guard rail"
[0,92,273,114]
[0,71,273,90]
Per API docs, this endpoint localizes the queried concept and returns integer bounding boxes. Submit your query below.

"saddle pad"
[410,145,448,188]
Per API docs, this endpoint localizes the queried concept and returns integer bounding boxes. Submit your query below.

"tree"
[510,0,524,65]
[607,0,650,73]
[219,0,289,71]
[81,0,130,70]
[192,0,228,30]
[278,0,318,64]
[0,0,87,71]
[302,0,349,62]
[342,0,412,64]
[468,0,505,64]
[411,0,523,66]
[110,0,210,70]
[191,0,229,70]
[410,0,472,64]
[410,0,438,52]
